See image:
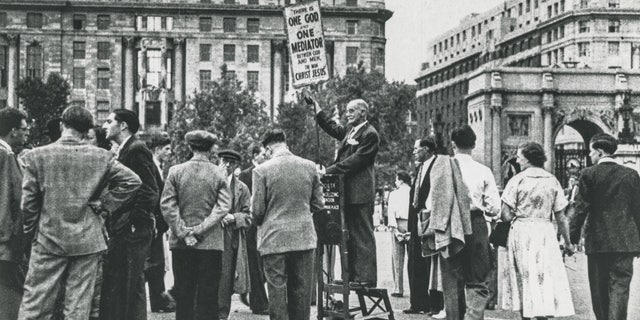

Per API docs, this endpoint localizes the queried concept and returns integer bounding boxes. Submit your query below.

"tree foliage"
[279,66,417,189]
[16,73,70,146]
[167,66,271,165]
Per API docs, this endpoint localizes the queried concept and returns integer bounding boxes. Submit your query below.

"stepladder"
[314,174,394,320]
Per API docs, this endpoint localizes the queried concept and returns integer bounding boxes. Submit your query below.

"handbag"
[489,221,511,248]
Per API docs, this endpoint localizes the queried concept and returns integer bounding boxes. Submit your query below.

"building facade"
[415,0,640,153]
[0,0,391,128]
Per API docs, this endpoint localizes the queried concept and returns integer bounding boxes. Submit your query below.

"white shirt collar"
[116,135,132,158]
[349,121,368,138]
[0,138,13,153]
[598,157,620,165]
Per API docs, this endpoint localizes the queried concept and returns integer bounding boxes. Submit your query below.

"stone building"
[0,0,391,128]
[415,0,640,184]
[414,0,640,153]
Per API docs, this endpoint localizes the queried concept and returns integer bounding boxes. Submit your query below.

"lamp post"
[619,103,634,144]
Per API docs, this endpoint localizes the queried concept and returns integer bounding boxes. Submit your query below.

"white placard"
[283,0,330,88]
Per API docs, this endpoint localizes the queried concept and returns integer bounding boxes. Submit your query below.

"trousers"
[345,203,376,283]
[262,249,314,320]
[173,249,222,320]
[588,253,635,320]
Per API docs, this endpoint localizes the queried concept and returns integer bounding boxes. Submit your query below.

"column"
[7,34,18,108]
[160,45,168,127]
[123,37,135,111]
[138,43,147,128]
[173,38,184,104]
[542,93,554,172]
[632,45,640,69]
[271,40,284,120]
[490,94,502,184]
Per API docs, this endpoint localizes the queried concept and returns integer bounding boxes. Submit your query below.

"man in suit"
[308,96,379,287]
[237,146,269,315]
[252,129,324,320]
[101,109,159,320]
[161,130,232,320]
[404,138,444,315]
[571,133,640,320]
[0,108,28,320]
[18,106,141,319]
[217,150,252,320]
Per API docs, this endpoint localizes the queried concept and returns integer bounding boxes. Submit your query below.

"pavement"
[150,231,640,320]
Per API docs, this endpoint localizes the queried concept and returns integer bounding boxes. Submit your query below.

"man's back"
[573,162,640,253]
[252,151,323,256]
[21,139,136,256]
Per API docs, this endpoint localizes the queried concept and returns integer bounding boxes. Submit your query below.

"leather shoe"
[252,309,269,315]
[402,308,425,314]
[350,281,376,288]
[390,292,403,297]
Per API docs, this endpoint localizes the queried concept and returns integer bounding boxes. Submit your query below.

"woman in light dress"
[500,142,574,319]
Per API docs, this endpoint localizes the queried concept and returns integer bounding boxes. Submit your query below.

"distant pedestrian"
[251,129,324,320]
[161,130,231,320]
[501,142,574,319]
[18,106,141,320]
[571,133,640,320]
[387,170,411,298]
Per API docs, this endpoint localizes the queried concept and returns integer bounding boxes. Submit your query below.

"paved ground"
[150,231,640,319]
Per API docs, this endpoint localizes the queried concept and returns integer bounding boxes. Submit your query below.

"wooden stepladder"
[314,174,394,320]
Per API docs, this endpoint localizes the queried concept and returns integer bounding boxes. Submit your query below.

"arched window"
[27,42,43,79]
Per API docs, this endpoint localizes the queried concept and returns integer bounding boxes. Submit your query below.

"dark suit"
[145,163,169,311]
[316,111,379,283]
[571,160,640,320]
[238,165,269,313]
[407,157,443,313]
[101,136,159,320]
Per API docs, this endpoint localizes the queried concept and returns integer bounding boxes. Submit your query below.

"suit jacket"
[316,111,379,204]
[161,157,231,250]
[0,142,23,262]
[151,163,168,234]
[251,149,324,256]
[113,135,159,234]
[225,175,252,249]
[21,137,141,256]
[408,157,436,239]
[238,165,254,193]
[571,161,640,254]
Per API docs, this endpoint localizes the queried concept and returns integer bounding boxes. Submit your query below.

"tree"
[279,65,417,189]
[167,65,271,165]
[16,73,70,146]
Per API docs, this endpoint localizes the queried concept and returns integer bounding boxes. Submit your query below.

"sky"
[384,0,504,84]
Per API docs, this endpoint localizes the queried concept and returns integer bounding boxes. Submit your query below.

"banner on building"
[283,0,330,88]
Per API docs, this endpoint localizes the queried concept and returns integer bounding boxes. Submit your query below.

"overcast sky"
[385,0,504,84]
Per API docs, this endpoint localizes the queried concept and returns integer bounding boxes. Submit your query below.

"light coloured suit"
[161,157,231,320]
[252,149,324,320]
[19,137,141,320]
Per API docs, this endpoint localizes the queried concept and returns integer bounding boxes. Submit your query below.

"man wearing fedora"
[161,130,232,320]
[217,150,253,320]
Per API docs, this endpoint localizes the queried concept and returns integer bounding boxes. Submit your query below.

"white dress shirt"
[348,120,368,140]
[454,153,501,216]
[387,184,410,228]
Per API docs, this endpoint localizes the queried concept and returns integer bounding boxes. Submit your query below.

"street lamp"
[619,103,634,144]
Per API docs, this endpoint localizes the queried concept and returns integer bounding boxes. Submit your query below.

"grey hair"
[348,99,369,114]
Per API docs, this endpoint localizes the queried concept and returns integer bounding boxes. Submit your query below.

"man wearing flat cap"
[571,133,640,320]
[161,130,232,320]
[217,150,253,320]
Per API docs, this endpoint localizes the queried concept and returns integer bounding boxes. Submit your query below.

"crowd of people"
[0,93,639,320]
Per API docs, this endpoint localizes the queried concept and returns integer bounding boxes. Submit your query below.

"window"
[199,17,212,32]
[199,70,211,89]
[73,42,86,59]
[580,0,589,8]
[526,0,531,12]
[462,30,466,41]
[247,45,259,63]
[247,18,259,33]
[97,42,110,60]
[508,115,530,137]
[248,0,259,4]
[534,0,538,8]
[547,5,552,18]
[145,50,162,87]
[553,3,559,15]
[471,26,475,38]
[372,21,384,36]
[0,100,5,109]
[73,14,86,30]
[247,71,259,90]
[609,0,620,8]
[579,21,589,33]
[27,13,43,29]
[26,43,42,78]
[373,48,384,68]
[223,18,236,32]
[346,46,358,65]
[224,0,235,3]
[224,70,236,80]
[97,68,110,89]
[0,46,6,87]
[578,42,590,57]
[96,101,110,123]
[346,0,357,6]
[560,0,565,12]
[200,44,211,61]
[559,25,565,38]
[608,19,620,33]
[73,67,85,89]
[608,42,620,56]
[97,15,110,30]
[0,12,7,28]
[223,44,235,62]
[346,20,358,35]
[201,0,211,3]
[518,3,523,16]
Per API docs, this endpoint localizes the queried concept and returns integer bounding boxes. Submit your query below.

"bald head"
[346,99,369,125]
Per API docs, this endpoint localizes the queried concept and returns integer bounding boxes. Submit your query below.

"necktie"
[412,164,423,208]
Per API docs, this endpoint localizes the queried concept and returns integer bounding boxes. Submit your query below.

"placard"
[283,0,330,88]
[313,174,343,245]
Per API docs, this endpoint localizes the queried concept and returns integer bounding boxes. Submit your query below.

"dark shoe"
[486,303,496,310]
[240,293,250,307]
[390,292,403,297]
[252,309,269,315]
[349,281,376,288]
[151,305,176,313]
[403,308,425,314]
